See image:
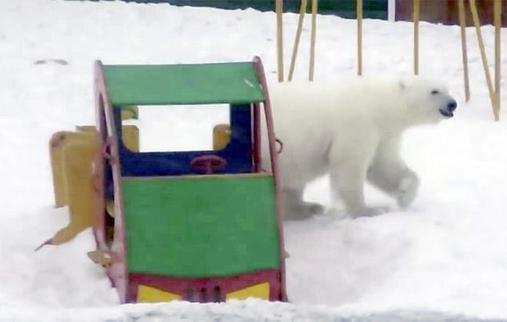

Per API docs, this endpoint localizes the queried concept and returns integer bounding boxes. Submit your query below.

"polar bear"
[264,77,457,219]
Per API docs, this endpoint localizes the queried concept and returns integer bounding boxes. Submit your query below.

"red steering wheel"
[191,155,227,174]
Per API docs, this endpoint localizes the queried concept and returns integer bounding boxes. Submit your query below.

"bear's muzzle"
[439,99,457,117]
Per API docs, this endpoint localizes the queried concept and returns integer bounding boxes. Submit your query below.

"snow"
[1,0,507,321]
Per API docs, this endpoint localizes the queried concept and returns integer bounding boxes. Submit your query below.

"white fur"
[262,76,456,219]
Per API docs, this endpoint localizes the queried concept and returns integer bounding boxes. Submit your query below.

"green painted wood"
[103,62,265,106]
[121,175,280,278]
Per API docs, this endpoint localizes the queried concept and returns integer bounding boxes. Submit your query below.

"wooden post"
[288,0,307,81]
[494,0,501,120]
[458,0,470,102]
[470,0,496,120]
[276,0,284,82]
[388,0,396,22]
[357,0,363,76]
[413,0,420,75]
[309,0,318,81]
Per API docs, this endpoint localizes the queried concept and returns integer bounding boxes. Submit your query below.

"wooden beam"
[413,0,420,75]
[276,0,284,82]
[309,0,318,81]
[357,0,363,76]
[470,0,496,120]
[458,0,470,102]
[288,0,307,81]
[494,0,501,120]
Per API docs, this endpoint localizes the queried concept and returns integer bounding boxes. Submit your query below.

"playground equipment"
[47,110,138,247]
[47,57,287,303]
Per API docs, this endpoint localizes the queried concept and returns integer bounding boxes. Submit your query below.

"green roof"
[102,62,265,106]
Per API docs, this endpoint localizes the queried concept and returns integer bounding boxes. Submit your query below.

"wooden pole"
[470,0,496,119]
[309,0,318,81]
[388,0,396,22]
[276,0,284,82]
[357,0,363,76]
[458,0,470,102]
[288,0,308,81]
[413,0,420,75]
[494,0,501,121]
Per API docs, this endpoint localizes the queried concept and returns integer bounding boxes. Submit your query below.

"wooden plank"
[494,0,501,120]
[103,63,265,106]
[288,0,307,81]
[122,175,280,278]
[357,0,363,76]
[413,0,420,75]
[276,0,284,82]
[309,0,319,81]
[458,0,471,102]
[470,0,496,120]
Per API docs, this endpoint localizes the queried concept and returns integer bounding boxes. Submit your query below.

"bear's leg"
[281,188,324,220]
[367,137,419,209]
[329,166,388,218]
[328,140,388,218]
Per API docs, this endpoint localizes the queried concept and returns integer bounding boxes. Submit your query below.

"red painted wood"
[94,61,129,303]
[128,269,283,302]
[252,56,288,302]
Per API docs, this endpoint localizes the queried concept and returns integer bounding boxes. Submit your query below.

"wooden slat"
[276,0,284,82]
[413,0,420,75]
[494,0,501,120]
[288,0,307,81]
[458,0,470,102]
[309,0,319,81]
[357,0,363,76]
[470,0,496,120]
[103,63,265,106]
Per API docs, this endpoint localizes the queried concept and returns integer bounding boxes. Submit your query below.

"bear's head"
[399,77,457,125]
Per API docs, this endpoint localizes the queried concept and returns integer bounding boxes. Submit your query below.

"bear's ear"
[399,80,406,90]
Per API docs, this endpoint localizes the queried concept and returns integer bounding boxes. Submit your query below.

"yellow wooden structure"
[225,282,270,301]
[137,285,182,303]
[136,282,270,303]
[212,124,232,150]
[48,123,139,245]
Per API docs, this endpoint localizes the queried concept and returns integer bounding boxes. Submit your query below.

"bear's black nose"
[447,100,457,112]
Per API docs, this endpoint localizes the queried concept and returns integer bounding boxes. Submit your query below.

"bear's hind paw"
[283,201,325,221]
[349,206,390,218]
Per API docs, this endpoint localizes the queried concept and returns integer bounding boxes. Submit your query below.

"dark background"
[68,0,505,26]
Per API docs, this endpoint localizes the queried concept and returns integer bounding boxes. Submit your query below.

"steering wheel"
[191,155,227,174]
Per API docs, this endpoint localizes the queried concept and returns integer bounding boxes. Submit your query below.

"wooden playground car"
[47,57,287,303]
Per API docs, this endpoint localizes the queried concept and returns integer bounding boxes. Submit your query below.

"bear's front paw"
[396,172,419,208]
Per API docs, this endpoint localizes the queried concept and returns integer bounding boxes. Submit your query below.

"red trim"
[252,56,288,302]
[128,270,282,303]
[94,61,129,303]
[92,61,108,277]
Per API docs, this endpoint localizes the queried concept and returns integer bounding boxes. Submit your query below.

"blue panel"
[116,105,253,177]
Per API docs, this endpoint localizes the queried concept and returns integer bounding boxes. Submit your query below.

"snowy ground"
[1,0,507,321]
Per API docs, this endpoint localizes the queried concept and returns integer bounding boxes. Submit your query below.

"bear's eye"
[431,89,440,95]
